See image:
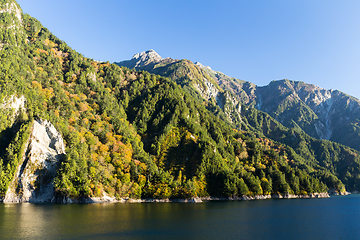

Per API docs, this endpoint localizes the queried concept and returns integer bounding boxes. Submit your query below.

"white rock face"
[1,95,26,121]
[4,119,65,203]
[300,88,334,140]
[87,72,97,82]
[0,2,22,23]
[194,78,219,101]
[131,49,163,68]
[195,62,214,73]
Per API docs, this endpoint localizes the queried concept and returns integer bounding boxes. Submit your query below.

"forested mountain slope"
[198,65,360,152]
[119,50,360,152]
[117,50,360,192]
[0,1,358,203]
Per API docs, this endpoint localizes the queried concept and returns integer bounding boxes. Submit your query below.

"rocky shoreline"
[49,192,331,204]
[1,192,350,204]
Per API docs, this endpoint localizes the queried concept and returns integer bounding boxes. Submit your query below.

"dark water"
[1,195,360,240]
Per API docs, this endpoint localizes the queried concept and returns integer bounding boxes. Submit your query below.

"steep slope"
[0,1,330,201]
[116,51,243,129]
[113,71,330,197]
[4,119,65,203]
[0,1,154,201]
[0,0,357,203]
[194,61,360,151]
[255,80,360,149]
[193,62,360,192]
[117,50,360,192]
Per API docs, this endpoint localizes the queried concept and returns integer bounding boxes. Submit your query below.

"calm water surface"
[1,195,360,240]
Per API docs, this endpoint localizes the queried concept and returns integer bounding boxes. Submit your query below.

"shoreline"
[0,192,346,204]
[48,192,330,204]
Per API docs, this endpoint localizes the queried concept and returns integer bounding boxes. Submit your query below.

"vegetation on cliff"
[0,0,357,201]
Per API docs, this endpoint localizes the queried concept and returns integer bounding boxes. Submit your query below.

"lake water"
[1,195,360,240]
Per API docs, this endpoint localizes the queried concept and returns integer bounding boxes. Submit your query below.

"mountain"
[116,51,242,128]
[117,50,360,192]
[1,0,358,203]
[198,65,360,152]
[117,50,360,152]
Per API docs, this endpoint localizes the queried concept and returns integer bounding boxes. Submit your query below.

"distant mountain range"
[116,50,360,152]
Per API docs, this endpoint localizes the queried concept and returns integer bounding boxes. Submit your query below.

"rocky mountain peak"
[131,49,163,68]
[195,61,214,73]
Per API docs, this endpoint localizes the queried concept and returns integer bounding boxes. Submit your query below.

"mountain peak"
[195,62,212,71]
[131,49,163,68]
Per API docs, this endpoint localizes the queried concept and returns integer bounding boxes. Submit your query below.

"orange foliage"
[36,48,49,55]
[99,144,109,155]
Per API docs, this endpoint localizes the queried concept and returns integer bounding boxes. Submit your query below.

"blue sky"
[16,0,360,100]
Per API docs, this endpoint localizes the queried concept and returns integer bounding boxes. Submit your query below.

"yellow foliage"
[91,152,98,162]
[44,39,57,48]
[94,184,103,197]
[70,94,80,101]
[139,163,147,172]
[68,118,76,126]
[123,173,131,183]
[114,135,122,141]
[32,81,42,92]
[99,144,109,155]
[82,118,89,126]
[78,102,88,112]
[36,48,49,55]
[138,175,146,187]
[43,88,54,100]
[79,93,87,100]
[92,103,99,111]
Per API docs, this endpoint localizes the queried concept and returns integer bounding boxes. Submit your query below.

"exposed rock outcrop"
[117,49,163,69]
[194,78,220,101]
[4,119,65,203]
[1,95,26,122]
[131,49,163,67]
[0,1,22,23]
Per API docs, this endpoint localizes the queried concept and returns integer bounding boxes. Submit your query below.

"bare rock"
[4,119,65,203]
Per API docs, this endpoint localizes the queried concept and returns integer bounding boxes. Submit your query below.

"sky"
[16,0,360,100]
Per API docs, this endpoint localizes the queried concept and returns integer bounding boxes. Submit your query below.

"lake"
[1,195,360,240]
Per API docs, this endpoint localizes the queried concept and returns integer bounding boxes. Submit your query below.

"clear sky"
[16,0,360,100]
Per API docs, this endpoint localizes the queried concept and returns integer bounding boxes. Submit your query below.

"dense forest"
[117,50,360,193]
[0,0,358,202]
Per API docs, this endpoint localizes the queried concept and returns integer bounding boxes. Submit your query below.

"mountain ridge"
[116,49,360,192]
[0,1,359,204]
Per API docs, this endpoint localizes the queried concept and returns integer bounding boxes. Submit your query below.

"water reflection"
[1,196,360,239]
[0,204,60,239]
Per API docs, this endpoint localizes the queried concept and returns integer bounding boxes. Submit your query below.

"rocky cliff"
[116,52,244,128]
[251,80,360,150]
[197,62,360,151]
[116,49,163,70]
[3,119,65,203]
